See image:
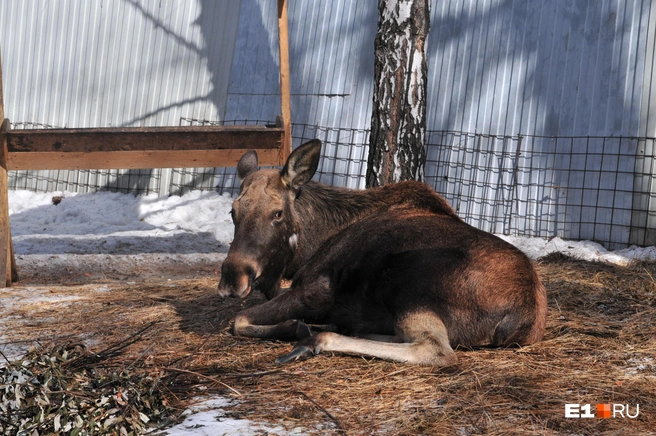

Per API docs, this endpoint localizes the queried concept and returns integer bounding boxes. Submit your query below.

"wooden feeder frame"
[0,0,293,287]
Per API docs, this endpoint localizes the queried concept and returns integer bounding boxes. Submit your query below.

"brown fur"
[219,140,547,366]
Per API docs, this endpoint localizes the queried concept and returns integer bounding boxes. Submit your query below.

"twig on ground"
[296,390,345,433]
[164,367,242,396]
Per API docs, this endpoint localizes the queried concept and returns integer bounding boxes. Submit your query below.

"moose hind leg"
[278,310,457,366]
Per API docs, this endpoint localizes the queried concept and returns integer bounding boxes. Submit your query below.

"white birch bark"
[367,0,430,187]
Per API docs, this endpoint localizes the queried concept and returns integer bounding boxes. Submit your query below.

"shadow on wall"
[223,0,282,122]
[102,0,243,194]
[119,0,235,127]
[9,193,227,255]
[427,0,645,137]
[108,0,379,195]
[224,0,377,130]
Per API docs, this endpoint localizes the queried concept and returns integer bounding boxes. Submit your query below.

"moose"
[218,140,547,365]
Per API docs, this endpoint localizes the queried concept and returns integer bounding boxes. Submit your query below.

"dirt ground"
[1,254,655,435]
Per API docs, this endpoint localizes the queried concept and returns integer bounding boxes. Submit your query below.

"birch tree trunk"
[366,0,430,187]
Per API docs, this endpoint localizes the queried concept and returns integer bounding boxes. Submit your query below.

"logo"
[565,403,639,419]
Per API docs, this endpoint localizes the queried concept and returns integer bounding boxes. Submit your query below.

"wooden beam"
[7,148,282,171]
[0,132,10,287]
[6,125,283,153]
[278,0,292,162]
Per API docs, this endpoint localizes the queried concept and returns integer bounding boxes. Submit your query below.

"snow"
[156,398,287,436]
[497,235,656,266]
[10,190,235,256]
[4,188,656,433]
[8,189,656,268]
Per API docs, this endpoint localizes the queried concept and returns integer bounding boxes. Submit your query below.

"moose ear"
[237,150,259,180]
[281,139,322,189]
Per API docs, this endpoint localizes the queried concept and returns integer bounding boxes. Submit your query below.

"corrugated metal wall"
[427,0,651,137]
[6,0,651,156]
[2,0,656,248]
[1,0,241,194]
[1,0,240,127]
[633,0,656,246]
[226,0,376,130]
[423,0,655,248]
[224,0,654,136]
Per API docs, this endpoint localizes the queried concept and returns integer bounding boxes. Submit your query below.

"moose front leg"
[234,313,313,341]
[233,277,332,341]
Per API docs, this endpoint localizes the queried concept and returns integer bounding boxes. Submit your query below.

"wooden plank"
[6,125,283,153]
[0,132,10,287]
[278,0,293,162]
[7,148,283,171]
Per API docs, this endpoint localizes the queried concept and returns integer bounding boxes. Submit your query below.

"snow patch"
[496,235,647,265]
[157,397,287,436]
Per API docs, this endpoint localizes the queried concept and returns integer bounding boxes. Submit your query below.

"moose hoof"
[295,321,312,340]
[275,345,315,364]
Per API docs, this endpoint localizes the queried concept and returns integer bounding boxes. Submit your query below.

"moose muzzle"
[217,254,259,298]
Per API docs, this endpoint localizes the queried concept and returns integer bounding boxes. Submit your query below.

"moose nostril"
[218,255,259,298]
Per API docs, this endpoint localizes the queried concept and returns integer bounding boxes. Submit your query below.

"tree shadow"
[10,193,228,255]
[427,0,643,137]
[102,0,243,193]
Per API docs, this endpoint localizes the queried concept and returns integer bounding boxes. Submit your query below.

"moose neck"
[284,180,458,279]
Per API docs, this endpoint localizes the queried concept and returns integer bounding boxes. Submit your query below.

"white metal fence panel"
[2,0,656,248]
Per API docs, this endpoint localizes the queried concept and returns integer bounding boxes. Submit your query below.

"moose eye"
[273,210,283,220]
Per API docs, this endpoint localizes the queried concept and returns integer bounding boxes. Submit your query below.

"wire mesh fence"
[425,132,653,250]
[7,120,656,249]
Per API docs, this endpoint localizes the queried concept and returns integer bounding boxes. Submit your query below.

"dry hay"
[1,254,655,435]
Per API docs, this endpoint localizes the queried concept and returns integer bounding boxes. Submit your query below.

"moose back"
[218,140,546,365]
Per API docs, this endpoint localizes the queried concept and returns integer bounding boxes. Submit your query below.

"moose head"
[217,139,321,299]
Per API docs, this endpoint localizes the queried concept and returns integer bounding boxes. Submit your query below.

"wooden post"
[277,0,292,164]
[0,51,17,286]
